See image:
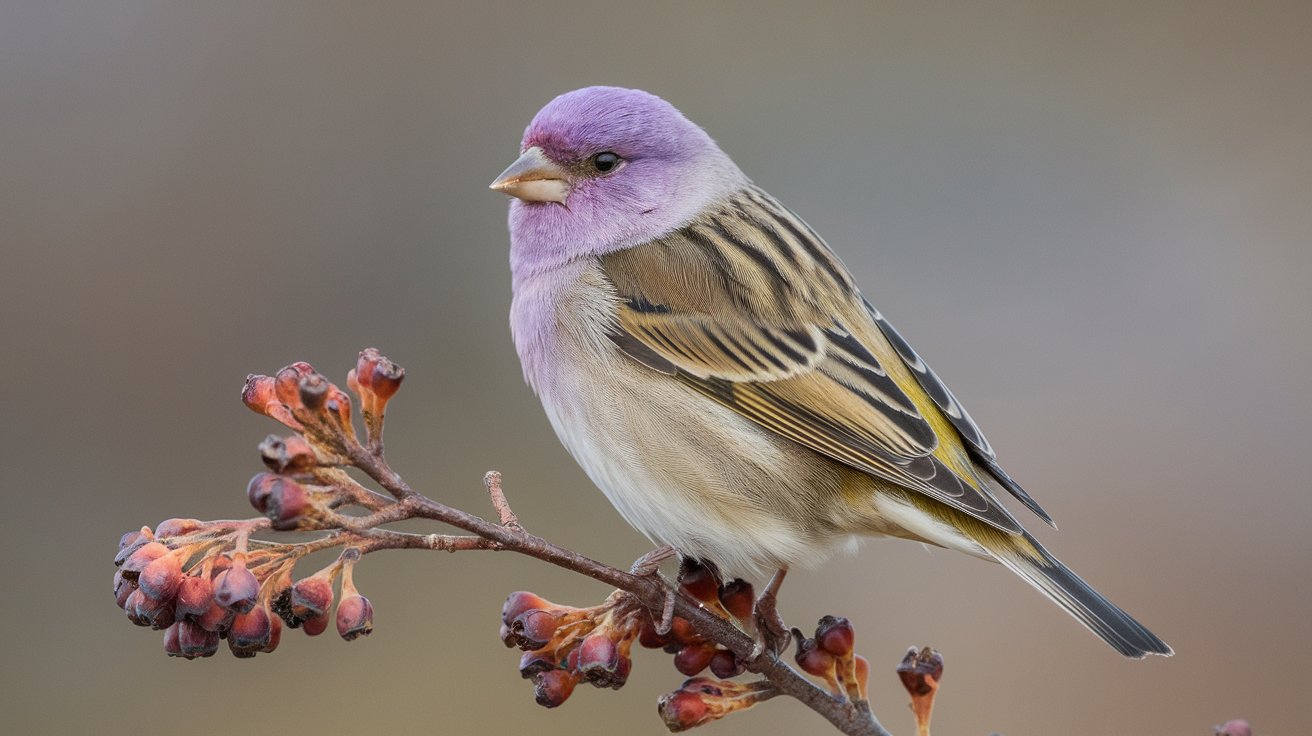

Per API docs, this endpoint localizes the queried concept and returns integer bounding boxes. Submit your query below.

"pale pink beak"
[489,146,571,203]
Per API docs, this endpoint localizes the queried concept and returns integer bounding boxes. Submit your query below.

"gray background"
[2,2,1308,734]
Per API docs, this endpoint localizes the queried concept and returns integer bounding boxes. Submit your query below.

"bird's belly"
[516,264,862,577]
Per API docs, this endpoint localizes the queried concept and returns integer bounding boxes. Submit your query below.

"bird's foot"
[748,568,791,662]
[630,544,678,634]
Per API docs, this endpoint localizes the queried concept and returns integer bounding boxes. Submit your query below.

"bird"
[490,86,1171,659]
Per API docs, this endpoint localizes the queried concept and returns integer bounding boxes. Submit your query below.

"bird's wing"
[599,186,1033,533]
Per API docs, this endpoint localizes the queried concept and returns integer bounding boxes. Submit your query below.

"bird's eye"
[591,151,621,173]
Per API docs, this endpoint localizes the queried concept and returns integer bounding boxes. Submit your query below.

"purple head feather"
[504,87,749,281]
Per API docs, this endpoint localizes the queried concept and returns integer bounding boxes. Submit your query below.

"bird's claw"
[749,568,791,662]
[631,545,678,635]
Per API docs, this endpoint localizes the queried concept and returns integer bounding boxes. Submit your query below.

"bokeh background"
[3,2,1308,734]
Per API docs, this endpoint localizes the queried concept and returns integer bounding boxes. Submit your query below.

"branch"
[110,348,953,736]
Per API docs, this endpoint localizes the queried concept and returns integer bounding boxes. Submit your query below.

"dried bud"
[178,620,220,658]
[241,374,277,415]
[532,669,578,708]
[575,634,627,689]
[119,541,169,580]
[273,362,316,408]
[502,591,552,626]
[709,649,744,679]
[246,472,278,513]
[258,434,317,474]
[133,589,176,630]
[163,623,184,658]
[815,615,855,658]
[793,631,836,679]
[118,528,150,552]
[298,372,329,411]
[518,650,558,679]
[508,609,562,651]
[896,646,944,697]
[124,589,151,627]
[213,554,259,613]
[228,605,273,657]
[137,550,183,602]
[336,594,374,641]
[113,569,136,609]
[263,476,311,530]
[290,575,334,619]
[324,387,353,430]
[196,600,235,633]
[718,579,754,622]
[658,688,711,732]
[674,642,717,676]
[154,518,204,538]
[898,646,944,736]
[355,348,405,403]
[175,575,214,618]
[262,614,283,653]
[658,678,778,732]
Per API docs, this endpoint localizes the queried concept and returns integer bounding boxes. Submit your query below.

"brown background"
[2,2,1308,734]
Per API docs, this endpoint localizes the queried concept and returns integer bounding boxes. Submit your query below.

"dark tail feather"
[992,533,1173,658]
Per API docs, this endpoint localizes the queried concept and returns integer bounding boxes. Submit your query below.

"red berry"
[163,623,184,658]
[196,600,234,633]
[336,594,374,641]
[638,615,670,649]
[178,620,219,658]
[228,606,273,657]
[709,649,743,679]
[674,643,716,676]
[175,575,214,618]
[679,560,720,604]
[794,636,835,678]
[301,612,329,637]
[717,579,754,622]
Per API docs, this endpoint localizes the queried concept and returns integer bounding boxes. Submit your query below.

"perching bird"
[491,86,1171,658]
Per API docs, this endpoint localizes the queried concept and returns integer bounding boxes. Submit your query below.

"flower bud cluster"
[792,615,868,701]
[500,590,643,708]
[114,523,375,659]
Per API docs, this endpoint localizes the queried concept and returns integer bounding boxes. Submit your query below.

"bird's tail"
[986,531,1173,658]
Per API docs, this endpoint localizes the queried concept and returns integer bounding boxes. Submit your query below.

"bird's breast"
[509,258,865,577]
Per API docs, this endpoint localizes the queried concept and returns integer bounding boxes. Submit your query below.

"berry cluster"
[111,350,407,661]
[113,521,374,659]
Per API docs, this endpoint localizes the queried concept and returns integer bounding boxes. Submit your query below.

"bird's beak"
[489,147,571,203]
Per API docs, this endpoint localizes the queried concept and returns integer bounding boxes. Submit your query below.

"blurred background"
[2,2,1308,734]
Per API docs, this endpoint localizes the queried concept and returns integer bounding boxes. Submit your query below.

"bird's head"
[492,87,747,277]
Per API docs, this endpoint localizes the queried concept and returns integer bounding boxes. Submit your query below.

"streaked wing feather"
[865,299,1055,526]
[601,187,1026,533]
